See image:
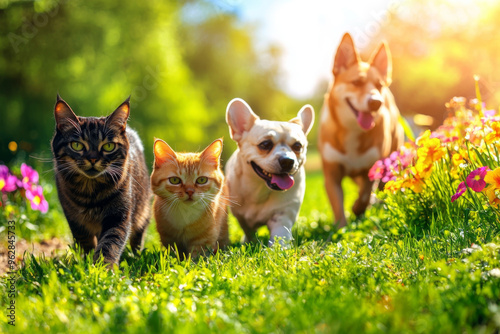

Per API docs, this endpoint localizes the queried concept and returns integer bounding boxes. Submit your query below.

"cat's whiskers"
[53,162,79,181]
[29,155,55,163]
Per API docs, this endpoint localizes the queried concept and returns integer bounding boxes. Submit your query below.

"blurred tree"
[0,0,297,166]
[0,0,209,165]
[179,2,303,158]
[364,0,500,128]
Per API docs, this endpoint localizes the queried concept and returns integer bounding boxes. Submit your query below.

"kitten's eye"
[292,142,303,152]
[258,140,274,151]
[71,141,84,151]
[352,79,364,87]
[196,176,208,184]
[169,177,181,185]
[102,142,116,152]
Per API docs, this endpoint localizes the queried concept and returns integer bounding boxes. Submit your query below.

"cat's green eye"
[196,176,208,184]
[102,142,116,152]
[169,177,181,185]
[71,141,84,151]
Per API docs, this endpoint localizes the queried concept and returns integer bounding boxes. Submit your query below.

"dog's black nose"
[279,156,295,173]
[368,96,382,111]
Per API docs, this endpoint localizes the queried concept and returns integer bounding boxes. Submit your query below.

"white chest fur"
[321,141,380,174]
[320,106,381,174]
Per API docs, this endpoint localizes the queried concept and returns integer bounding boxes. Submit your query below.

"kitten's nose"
[90,159,97,165]
[368,96,383,111]
[185,188,195,198]
[278,156,295,173]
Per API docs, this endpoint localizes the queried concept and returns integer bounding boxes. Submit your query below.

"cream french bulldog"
[225,98,314,245]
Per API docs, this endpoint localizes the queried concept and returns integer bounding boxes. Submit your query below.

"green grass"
[2,172,500,333]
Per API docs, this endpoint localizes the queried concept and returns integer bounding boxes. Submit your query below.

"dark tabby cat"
[51,95,151,265]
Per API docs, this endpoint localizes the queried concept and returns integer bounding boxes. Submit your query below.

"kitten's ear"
[153,138,177,168]
[54,95,80,132]
[201,138,223,167]
[226,98,259,142]
[289,105,315,136]
[369,41,392,86]
[107,97,130,132]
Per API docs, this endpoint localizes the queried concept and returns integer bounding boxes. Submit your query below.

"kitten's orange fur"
[151,138,229,258]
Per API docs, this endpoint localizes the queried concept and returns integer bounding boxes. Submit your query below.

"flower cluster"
[368,143,415,183]
[0,163,49,213]
[371,94,500,215]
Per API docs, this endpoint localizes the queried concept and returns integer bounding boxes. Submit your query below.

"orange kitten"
[151,138,229,259]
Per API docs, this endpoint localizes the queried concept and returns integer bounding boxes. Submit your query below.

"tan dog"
[319,33,404,227]
[225,98,314,245]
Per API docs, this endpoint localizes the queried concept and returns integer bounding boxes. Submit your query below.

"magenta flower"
[451,182,466,203]
[19,163,39,190]
[369,160,385,181]
[0,165,18,193]
[466,166,489,192]
[25,185,49,213]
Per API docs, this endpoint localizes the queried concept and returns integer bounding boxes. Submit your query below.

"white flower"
[488,268,500,278]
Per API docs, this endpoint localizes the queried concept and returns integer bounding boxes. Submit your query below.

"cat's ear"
[226,98,259,142]
[153,138,177,168]
[107,97,130,132]
[289,104,315,136]
[54,94,80,132]
[201,138,223,167]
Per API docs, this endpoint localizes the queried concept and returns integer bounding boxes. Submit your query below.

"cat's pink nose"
[186,189,194,198]
[90,159,97,164]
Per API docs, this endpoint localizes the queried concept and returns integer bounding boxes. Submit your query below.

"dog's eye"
[258,140,274,151]
[352,79,364,87]
[292,142,303,152]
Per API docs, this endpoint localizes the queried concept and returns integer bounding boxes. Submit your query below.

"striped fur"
[51,95,151,265]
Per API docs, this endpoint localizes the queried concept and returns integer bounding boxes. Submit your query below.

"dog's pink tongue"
[358,112,375,130]
[271,174,294,190]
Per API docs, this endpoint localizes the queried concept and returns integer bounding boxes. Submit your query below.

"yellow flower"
[417,137,446,165]
[402,176,424,193]
[485,121,500,144]
[484,167,500,207]
[384,179,404,194]
[452,153,464,166]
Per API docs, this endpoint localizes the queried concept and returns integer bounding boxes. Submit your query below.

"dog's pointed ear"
[201,138,223,167]
[153,138,177,168]
[54,95,80,132]
[107,97,130,132]
[369,41,392,86]
[226,98,259,142]
[333,33,360,76]
[290,105,315,136]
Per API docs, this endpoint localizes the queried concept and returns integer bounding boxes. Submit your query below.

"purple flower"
[466,166,489,192]
[25,185,49,213]
[19,163,39,190]
[0,165,18,193]
[484,109,496,118]
[451,182,466,203]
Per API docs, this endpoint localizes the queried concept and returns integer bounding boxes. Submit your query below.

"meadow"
[2,96,500,333]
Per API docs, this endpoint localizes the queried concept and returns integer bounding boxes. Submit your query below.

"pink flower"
[19,163,39,190]
[0,165,18,193]
[466,166,489,192]
[25,185,49,213]
[451,182,466,202]
[369,160,385,181]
